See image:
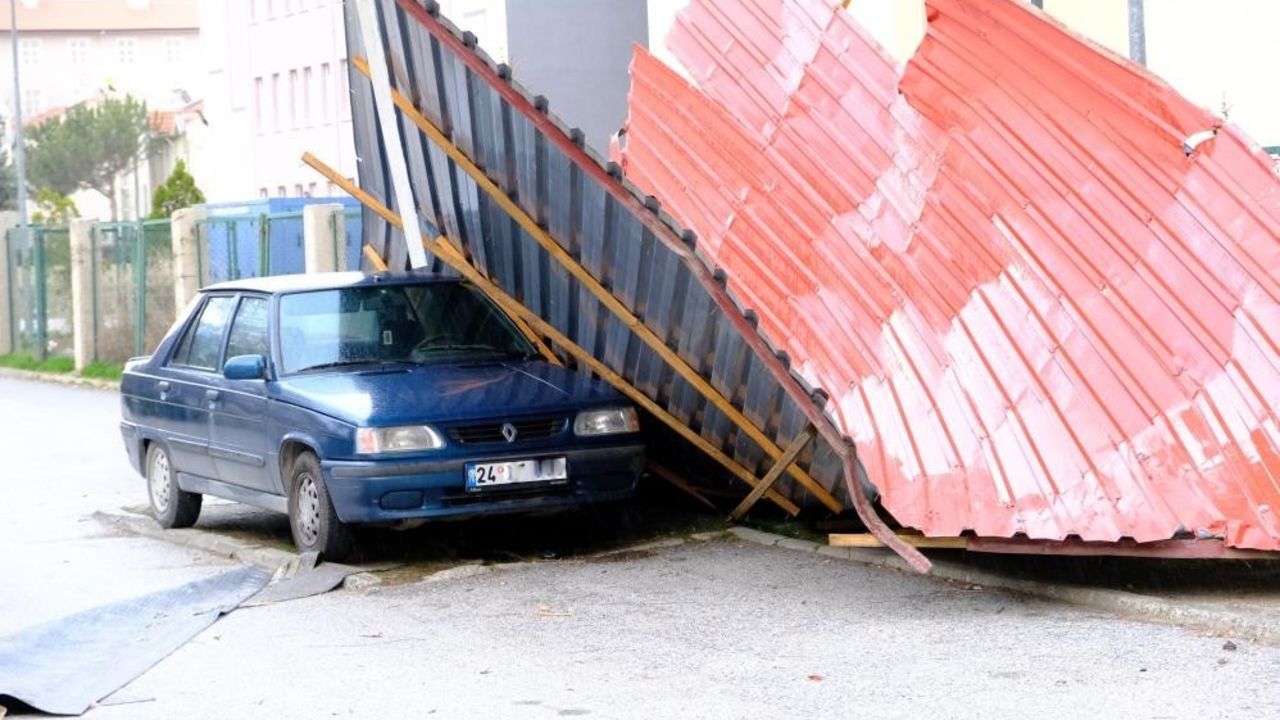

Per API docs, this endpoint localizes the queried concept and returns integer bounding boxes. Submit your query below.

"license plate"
[466,457,567,490]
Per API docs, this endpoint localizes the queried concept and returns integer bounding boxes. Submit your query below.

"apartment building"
[201,0,662,202]
[0,0,199,121]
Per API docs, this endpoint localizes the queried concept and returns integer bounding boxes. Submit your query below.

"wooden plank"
[646,460,718,511]
[828,533,967,549]
[350,56,844,515]
[729,425,813,521]
[362,244,388,271]
[302,152,801,516]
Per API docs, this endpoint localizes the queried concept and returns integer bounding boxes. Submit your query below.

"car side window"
[171,295,237,370]
[225,297,270,363]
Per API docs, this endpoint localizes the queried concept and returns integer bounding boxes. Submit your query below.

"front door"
[209,295,275,493]
[159,294,238,480]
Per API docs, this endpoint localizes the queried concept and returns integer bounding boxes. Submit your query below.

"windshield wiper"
[414,343,506,354]
[294,359,416,374]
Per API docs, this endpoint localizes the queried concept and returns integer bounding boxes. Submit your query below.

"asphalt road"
[2,376,1279,719]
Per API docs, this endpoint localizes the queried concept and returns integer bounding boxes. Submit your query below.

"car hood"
[271,360,623,426]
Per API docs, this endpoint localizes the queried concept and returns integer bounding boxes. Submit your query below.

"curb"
[0,366,120,391]
[727,526,1280,646]
[92,510,383,592]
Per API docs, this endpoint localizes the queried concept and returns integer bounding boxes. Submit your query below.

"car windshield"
[278,282,536,374]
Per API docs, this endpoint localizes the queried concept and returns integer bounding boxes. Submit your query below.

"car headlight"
[573,407,639,436]
[355,425,445,454]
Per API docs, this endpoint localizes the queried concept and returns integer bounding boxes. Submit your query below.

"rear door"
[208,295,276,492]
[159,293,238,479]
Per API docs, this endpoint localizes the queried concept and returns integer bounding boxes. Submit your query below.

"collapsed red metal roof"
[619,0,1280,550]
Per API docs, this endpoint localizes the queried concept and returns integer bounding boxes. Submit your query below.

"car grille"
[446,416,568,445]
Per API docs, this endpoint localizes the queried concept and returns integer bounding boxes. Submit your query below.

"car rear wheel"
[146,442,202,529]
[287,451,356,561]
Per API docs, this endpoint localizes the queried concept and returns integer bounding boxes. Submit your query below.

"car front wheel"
[146,442,202,528]
[287,451,356,561]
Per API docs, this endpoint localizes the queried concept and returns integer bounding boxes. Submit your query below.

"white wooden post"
[171,207,207,313]
[69,218,96,370]
[303,204,346,273]
[0,210,17,355]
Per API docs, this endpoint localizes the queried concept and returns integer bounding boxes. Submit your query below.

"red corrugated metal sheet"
[619,0,1280,550]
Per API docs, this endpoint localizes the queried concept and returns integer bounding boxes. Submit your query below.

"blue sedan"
[119,271,644,559]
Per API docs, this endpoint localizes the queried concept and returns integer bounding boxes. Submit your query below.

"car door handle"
[205,389,221,402]
[157,380,170,391]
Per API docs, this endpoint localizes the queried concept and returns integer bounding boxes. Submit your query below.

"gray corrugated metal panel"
[344,0,847,509]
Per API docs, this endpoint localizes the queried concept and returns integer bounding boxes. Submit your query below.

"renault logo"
[501,422,518,443]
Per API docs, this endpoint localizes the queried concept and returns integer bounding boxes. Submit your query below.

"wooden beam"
[362,244,388,271]
[302,152,800,516]
[646,460,718,512]
[829,533,967,549]
[729,425,814,521]
[350,56,843,516]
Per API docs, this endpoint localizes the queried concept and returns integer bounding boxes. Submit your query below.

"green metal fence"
[4,225,71,360]
[90,219,175,362]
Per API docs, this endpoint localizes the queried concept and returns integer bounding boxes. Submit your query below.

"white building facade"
[199,0,356,202]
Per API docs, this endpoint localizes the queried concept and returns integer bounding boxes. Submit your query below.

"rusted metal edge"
[391,0,930,572]
[830,533,1280,560]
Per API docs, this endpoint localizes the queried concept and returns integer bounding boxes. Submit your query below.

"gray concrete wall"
[505,0,648,152]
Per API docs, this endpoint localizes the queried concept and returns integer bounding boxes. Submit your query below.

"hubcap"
[296,473,321,547]
[149,449,171,513]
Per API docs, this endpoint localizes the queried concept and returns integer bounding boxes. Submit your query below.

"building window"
[308,182,317,197]
[302,66,313,126]
[320,62,331,122]
[288,68,298,129]
[163,37,184,66]
[18,38,40,67]
[21,87,41,113]
[253,76,264,134]
[294,183,304,197]
[116,37,137,65]
[277,185,286,197]
[271,72,280,131]
[67,38,88,65]
[259,187,269,198]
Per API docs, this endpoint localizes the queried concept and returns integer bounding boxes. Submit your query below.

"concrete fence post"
[69,218,96,371]
[0,210,17,356]
[303,204,345,273]
[171,207,207,313]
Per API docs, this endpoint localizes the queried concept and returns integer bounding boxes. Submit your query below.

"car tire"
[146,442,202,529]
[287,451,357,561]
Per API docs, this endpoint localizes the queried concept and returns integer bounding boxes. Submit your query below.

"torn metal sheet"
[0,566,268,716]
[618,0,1280,550]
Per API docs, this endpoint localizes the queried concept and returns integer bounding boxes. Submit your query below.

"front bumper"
[321,443,644,523]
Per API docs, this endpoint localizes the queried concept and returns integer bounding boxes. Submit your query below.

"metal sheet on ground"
[0,566,269,716]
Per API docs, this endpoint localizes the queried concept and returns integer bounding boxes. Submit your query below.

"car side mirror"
[224,354,267,380]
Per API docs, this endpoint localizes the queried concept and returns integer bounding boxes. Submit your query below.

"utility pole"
[1127,0,1147,66]
[9,0,26,228]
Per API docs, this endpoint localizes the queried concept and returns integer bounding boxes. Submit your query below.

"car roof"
[202,269,461,295]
